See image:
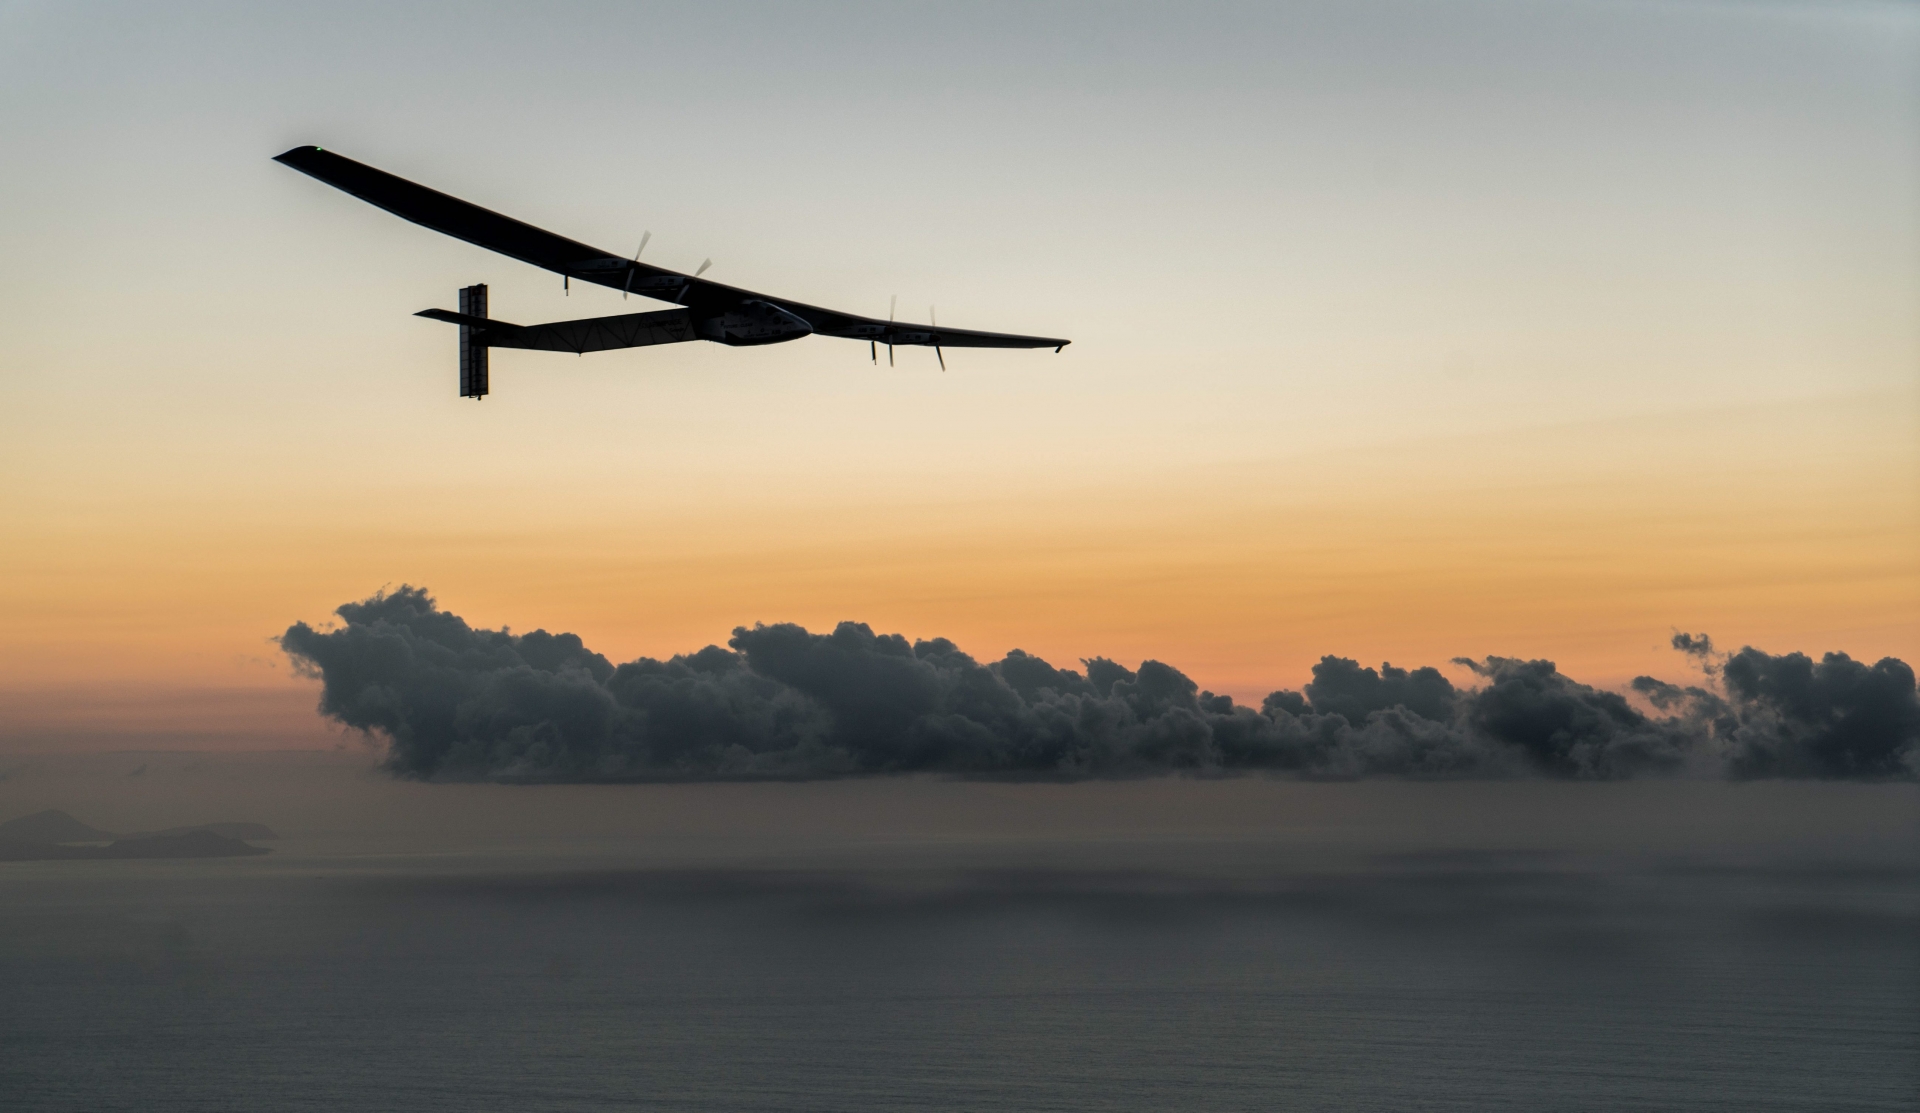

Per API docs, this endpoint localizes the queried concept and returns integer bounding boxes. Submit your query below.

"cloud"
[1719,649,1920,779]
[1454,657,1694,779]
[1629,633,1920,780]
[281,588,1918,783]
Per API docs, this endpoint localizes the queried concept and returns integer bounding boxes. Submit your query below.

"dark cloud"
[1306,657,1457,723]
[281,587,1918,783]
[1719,649,1920,779]
[1670,631,1717,660]
[1632,640,1920,780]
[1452,657,1693,778]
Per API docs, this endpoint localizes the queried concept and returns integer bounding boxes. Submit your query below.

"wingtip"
[272,145,325,165]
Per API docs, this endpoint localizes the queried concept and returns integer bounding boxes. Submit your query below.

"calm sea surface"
[1,777,1915,1111]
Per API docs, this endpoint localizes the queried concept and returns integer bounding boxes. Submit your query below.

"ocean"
[1,754,1915,1111]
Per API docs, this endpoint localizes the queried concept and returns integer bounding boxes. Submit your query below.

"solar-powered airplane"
[274,147,1069,399]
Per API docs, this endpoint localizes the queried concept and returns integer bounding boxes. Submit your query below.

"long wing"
[274,147,1069,351]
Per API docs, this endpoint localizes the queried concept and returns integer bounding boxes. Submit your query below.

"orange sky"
[6,389,1912,749]
[2,2,1916,750]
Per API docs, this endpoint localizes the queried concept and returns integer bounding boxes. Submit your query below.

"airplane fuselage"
[692,299,815,346]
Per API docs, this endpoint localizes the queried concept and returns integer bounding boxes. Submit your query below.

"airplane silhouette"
[275,146,1069,398]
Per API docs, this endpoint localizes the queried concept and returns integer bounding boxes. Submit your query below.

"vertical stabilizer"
[458,284,488,398]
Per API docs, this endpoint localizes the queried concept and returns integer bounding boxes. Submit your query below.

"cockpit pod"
[695,299,815,346]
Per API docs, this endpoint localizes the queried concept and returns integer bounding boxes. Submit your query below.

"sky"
[1,0,1916,751]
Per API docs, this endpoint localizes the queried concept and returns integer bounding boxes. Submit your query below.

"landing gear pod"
[458,284,488,399]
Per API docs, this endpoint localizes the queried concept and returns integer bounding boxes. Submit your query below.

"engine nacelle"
[571,257,695,295]
[695,299,814,346]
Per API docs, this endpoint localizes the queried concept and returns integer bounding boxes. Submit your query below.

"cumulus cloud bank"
[281,588,1919,783]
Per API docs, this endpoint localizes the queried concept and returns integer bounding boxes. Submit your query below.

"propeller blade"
[932,306,944,371]
[888,295,897,366]
[694,258,712,278]
[623,232,651,299]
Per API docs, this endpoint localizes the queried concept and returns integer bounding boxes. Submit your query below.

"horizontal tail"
[418,298,697,363]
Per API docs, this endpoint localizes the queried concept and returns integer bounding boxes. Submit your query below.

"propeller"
[888,294,896,367]
[931,305,944,371]
[675,258,712,305]
[622,231,651,299]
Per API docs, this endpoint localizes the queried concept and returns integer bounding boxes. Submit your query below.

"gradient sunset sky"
[2,0,1915,750]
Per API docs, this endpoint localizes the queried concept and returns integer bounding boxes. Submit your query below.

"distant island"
[126,820,279,842]
[0,809,276,861]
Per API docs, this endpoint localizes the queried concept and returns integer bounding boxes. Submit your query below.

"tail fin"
[458,284,488,398]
